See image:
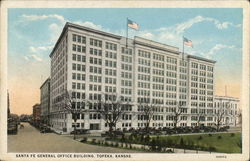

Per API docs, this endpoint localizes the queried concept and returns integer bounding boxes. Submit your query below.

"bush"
[144,135,151,145]
[208,146,216,152]
[115,142,119,147]
[198,136,203,140]
[150,138,157,151]
[91,139,96,144]
[208,134,212,137]
[167,138,173,147]
[230,133,235,137]
[120,135,126,142]
[180,138,184,147]
[80,137,87,142]
[187,140,194,149]
[217,136,222,139]
[104,141,109,146]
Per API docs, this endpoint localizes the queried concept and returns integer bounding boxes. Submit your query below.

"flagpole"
[182,36,184,60]
[126,18,128,48]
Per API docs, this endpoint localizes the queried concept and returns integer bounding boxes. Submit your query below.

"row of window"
[90,66,102,74]
[106,51,117,59]
[90,48,102,56]
[72,54,86,62]
[121,88,132,95]
[72,73,86,81]
[121,55,132,63]
[72,34,86,44]
[72,63,85,72]
[121,72,132,79]
[72,44,86,53]
[72,82,85,90]
[105,68,117,76]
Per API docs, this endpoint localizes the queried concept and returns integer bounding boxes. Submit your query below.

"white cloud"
[20,14,241,59]
[23,55,43,62]
[75,21,103,30]
[203,44,236,58]
[175,16,205,34]
[31,55,43,62]
[175,16,240,34]
[23,56,29,61]
[21,14,65,23]
[29,45,53,53]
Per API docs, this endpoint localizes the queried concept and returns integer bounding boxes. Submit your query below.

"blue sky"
[8,8,243,114]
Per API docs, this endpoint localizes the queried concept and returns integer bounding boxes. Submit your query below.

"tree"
[214,99,230,131]
[197,108,206,127]
[138,97,158,133]
[57,90,86,139]
[172,101,185,129]
[96,93,130,136]
[237,109,242,127]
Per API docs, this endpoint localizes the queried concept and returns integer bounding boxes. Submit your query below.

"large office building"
[40,78,51,125]
[49,22,216,134]
[214,96,240,127]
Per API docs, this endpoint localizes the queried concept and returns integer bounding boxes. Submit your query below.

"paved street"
[8,123,140,153]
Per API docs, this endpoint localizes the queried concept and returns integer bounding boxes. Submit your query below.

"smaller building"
[40,78,51,126]
[214,96,240,127]
[32,104,41,125]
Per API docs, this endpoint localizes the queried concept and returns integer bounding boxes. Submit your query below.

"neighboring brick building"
[40,78,51,125]
[32,104,41,124]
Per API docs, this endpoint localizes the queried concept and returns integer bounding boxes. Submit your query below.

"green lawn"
[157,132,241,153]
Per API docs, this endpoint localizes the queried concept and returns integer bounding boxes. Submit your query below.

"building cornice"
[187,55,216,64]
[134,40,180,55]
[40,78,51,89]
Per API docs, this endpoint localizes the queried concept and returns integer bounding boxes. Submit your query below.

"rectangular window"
[72,44,76,51]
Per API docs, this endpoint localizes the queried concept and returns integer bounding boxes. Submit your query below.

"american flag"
[127,19,139,30]
[183,37,193,48]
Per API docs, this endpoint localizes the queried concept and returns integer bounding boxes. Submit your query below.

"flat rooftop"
[49,22,216,63]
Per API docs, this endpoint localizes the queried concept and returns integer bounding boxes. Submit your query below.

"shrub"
[121,135,126,143]
[115,142,119,147]
[150,138,157,151]
[167,138,173,147]
[208,146,216,152]
[198,136,203,140]
[145,135,151,145]
[230,133,235,137]
[91,139,96,144]
[187,140,194,149]
[208,134,212,137]
[217,136,222,139]
[128,134,133,143]
[140,134,144,142]
[104,141,109,146]
[180,138,184,147]
[80,137,87,142]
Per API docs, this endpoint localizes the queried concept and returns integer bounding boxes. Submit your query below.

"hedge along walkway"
[76,137,222,154]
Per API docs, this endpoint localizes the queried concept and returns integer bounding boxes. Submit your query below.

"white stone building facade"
[49,22,217,134]
[214,96,240,127]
